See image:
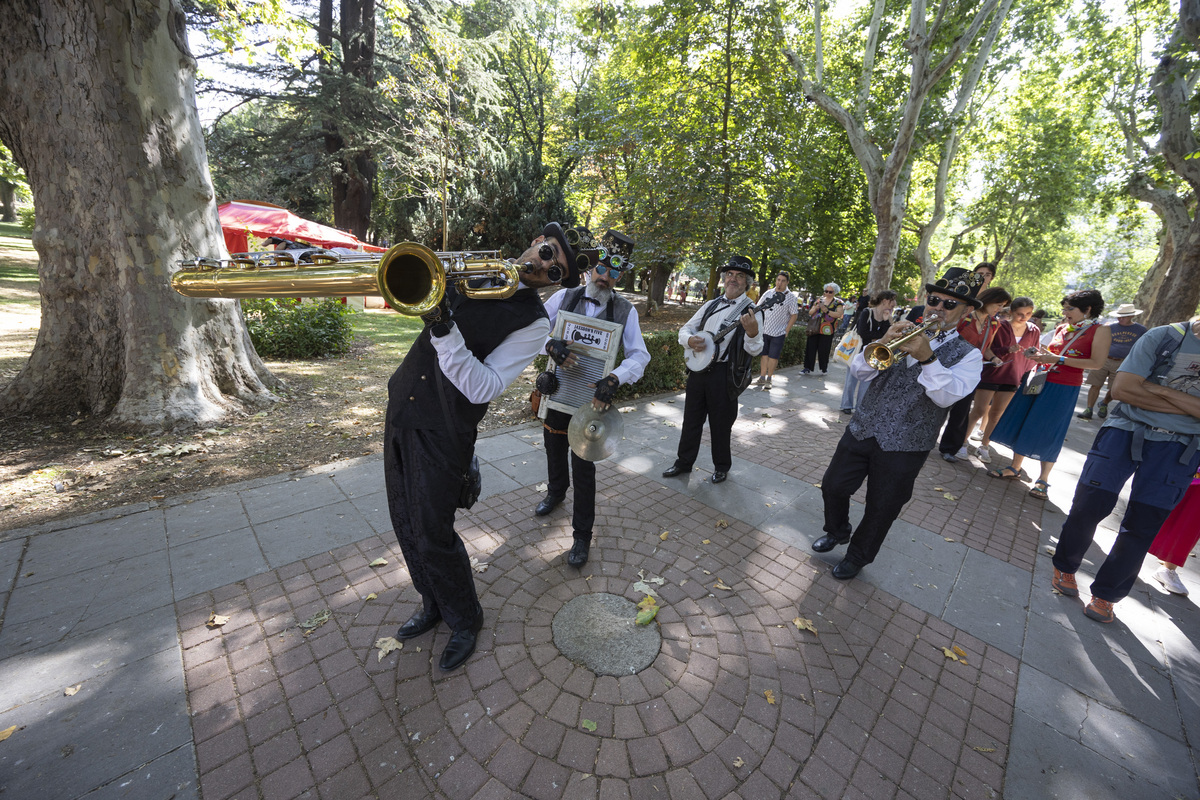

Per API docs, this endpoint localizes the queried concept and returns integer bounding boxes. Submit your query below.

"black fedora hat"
[925,266,983,308]
[719,255,754,276]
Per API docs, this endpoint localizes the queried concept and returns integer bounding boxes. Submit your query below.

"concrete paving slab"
[325,456,385,500]
[0,644,190,800]
[473,429,542,462]
[238,473,350,525]
[78,744,198,800]
[253,500,372,567]
[19,510,167,584]
[1078,691,1197,797]
[168,527,269,600]
[1006,710,1146,800]
[163,496,251,545]
[0,537,24,576]
[347,489,391,536]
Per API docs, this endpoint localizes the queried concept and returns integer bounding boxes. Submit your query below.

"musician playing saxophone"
[662,256,762,485]
[811,266,983,580]
[536,231,650,568]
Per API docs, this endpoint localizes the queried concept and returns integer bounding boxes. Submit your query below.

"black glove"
[421,297,454,336]
[593,374,619,404]
[546,338,571,366]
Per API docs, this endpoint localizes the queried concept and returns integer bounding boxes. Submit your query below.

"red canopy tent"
[218,200,386,254]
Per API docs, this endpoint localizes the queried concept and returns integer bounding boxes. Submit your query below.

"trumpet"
[172,242,520,316]
[862,318,941,370]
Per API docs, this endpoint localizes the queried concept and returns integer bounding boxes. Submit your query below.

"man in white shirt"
[663,256,763,485]
[536,231,650,567]
[754,271,799,388]
[812,267,984,580]
[384,222,583,672]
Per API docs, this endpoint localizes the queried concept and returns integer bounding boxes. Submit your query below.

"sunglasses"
[537,242,561,266]
[926,296,961,310]
[595,263,623,278]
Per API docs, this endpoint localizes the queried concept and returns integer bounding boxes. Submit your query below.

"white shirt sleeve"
[679,303,712,346]
[848,333,983,407]
[614,305,651,385]
[431,316,551,404]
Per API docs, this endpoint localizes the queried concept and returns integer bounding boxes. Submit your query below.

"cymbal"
[568,402,624,462]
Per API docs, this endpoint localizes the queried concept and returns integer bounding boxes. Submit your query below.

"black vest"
[387,287,548,431]
[559,285,634,329]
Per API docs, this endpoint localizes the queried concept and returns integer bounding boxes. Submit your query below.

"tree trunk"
[0,0,277,427]
[1133,221,1173,319]
[0,179,15,222]
[1146,215,1200,326]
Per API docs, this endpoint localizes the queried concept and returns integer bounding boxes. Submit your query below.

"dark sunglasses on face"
[926,296,960,310]
[537,243,559,265]
[595,263,623,278]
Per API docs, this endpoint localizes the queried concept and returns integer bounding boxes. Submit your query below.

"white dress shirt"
[847,330,983,407]
[679,294,764,359]
[542,288,651,386]
[758,288,799,337]
[430,282,551,404]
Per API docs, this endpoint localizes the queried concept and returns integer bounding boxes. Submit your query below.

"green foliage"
[241,298,355,359]
[17,206,34,233]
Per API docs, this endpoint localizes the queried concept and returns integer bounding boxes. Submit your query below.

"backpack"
[1147,322,1191,384]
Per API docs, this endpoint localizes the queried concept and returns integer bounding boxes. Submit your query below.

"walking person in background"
[802,283,844,375]
[988,289,1111,500]
[840,290,897,414]
[938,286,1012,462]
[1078,304,1148,421]
[966,297,1041,463]
[1149,474,1200,596]
[754,271,798,389]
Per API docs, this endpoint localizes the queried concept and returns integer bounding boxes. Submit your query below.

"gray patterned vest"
[560,285,633,329]
[849,336,976,452]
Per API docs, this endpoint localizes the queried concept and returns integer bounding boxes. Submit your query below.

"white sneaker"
[975,445,991,463]
[956,446,969,459]
[1154,567,1189,595]
[969,430,984,443]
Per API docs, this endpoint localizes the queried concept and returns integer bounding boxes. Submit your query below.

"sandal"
[1029,480,1050,500]
[988,465,1021,480]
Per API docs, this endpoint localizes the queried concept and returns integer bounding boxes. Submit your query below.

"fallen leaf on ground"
[934,487,944,491]
[637,569,665,586]
[470,557,488,573]
[64,685,81,696]
[713,579,733,591]
[368,558,388,567]
[733,756,745,768]
[299,609,332,635]
[973,746,996,753]
[793,617,818,636]
[701,539,711,545]
[206,613,230,628]
[0,726,16,742]
[952,645,968,658]
[364,593,378,601]
[940,646,961,663]
[375,637,403,661]
[633,581,659,598]
[764,690,776,705]
[581,719,598,732]
[943,493,958,501]
[659,531,669,541]
[715,520,729,529]
[944,537,955,542]
[636,606,659,625]
[637,596,657,610]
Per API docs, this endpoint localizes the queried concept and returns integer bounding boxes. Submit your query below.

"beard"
[586,280,613,307]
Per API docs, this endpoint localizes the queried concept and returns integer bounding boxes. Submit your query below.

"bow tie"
[717,297,737,306]
[934,330,949,343]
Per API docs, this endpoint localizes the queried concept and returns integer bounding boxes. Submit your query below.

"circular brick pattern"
[551,592,662,676]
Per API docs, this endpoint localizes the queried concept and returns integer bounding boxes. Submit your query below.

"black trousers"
[383,422,482,633]
[938,390,976,455]
[543,408,596,536]
[675,362,737,472]
[821,429,930,567]
[804,332,834,371]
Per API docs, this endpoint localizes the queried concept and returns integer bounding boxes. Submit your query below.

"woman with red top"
[966,297,1041,463]
[938,287,1012,461]
[988,289,1111,499]
[1149,475,1200,596]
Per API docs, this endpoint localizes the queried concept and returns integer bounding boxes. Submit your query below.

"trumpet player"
[385,223,582,672]
[811,267,983,580]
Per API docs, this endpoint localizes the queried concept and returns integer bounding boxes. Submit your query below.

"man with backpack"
[662,256,763,485]
[1051,319,1200,623]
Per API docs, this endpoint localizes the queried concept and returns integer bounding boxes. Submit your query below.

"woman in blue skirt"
[988,290,1111,499]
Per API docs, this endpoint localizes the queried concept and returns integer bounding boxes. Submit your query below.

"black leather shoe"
[662,464,692,478]
[396,607,442,640]
[811,534,850,553]
[941,452,958,463]
[567,535,591,567]
[710,471,727,484]
[438,628,478,671]
[535,493,565,516]
[831,559,862,580]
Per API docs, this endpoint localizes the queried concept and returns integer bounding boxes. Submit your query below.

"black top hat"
[719,255,754,276]
[925,266,983,308]
[600,230,635,267]
[542,222,581,288]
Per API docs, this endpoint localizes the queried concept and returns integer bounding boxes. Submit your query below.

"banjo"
[684,292,786,372]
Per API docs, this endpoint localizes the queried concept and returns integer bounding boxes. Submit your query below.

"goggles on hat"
[598,247,625,271]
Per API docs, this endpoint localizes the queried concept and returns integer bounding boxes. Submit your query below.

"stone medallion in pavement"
[178,465,1016,800]
[552,593,662,676]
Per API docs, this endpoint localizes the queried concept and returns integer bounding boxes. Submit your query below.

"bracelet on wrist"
[918,354,937,366]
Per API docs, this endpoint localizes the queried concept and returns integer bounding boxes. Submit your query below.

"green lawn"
[0,263,38,310]
[0,221,32,241]
[350,307,422,358]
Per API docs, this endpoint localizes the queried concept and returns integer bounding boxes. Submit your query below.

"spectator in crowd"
[988,289,1112,500]
[907,261,996,324]
[1078,303,1148,421]
[802,283,845,375]
[840,289,897,414]
[966,297,1041,463]
[1149,474,1200,596]
[1051,319,1200,623]
[754,271,799,389]
[939,286,1013,462]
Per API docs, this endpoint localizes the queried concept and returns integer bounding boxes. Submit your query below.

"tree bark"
[0,0,278,427]
[0,180,15,222]
[323,0,376,242]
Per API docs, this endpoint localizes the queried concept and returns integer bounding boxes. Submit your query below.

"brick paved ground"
[728,402,1042,572]
[179,468,1016,800]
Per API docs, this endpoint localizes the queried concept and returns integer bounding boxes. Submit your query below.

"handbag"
[806,311,823,335]
[1023,370,1047,396]
[834,329,862,363]
[432,360,482,510]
